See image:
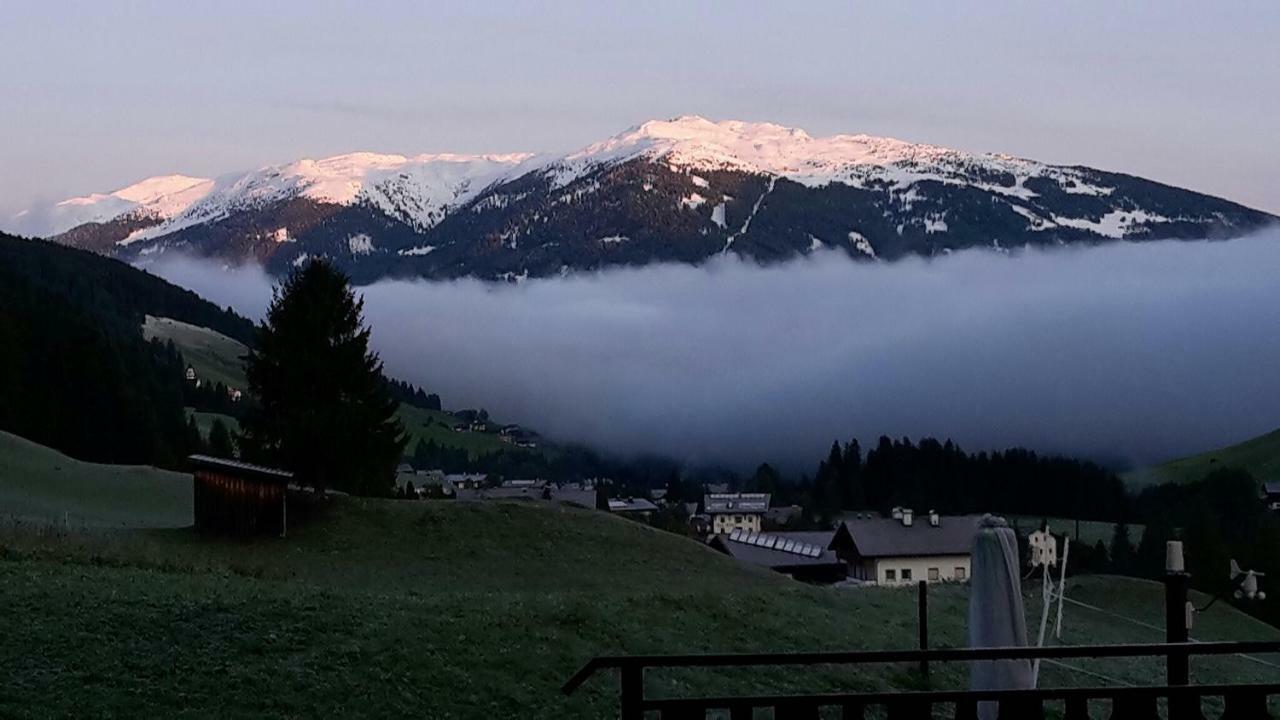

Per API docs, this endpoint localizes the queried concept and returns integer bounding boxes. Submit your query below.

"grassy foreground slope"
[3,489,1279,718]
[1125,428,1280,487]
[0,430,190,528]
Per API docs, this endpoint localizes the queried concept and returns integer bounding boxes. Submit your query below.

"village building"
[189,454,292,537]
[704,492,771,534]
[709,528,848,583]
[1262,481,1280,511]
[841,509,982,585]
[446,473,487,490]
[765,504,803,527]
[185,365,197,382]
[608,497,658,519]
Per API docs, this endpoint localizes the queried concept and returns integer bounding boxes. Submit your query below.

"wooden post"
[1165,571,1190,686]
[619,665,643,720]
[918,579,930,685]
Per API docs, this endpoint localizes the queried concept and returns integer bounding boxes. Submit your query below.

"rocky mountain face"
[9,117,1273,282]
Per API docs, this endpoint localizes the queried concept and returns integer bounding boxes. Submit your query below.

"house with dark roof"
[709,528,848,583]
[840,509,982,585]
[608,497,659,519]
[1262,481,1280,511]
[703,492,771,535]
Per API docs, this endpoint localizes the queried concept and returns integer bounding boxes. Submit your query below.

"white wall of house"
[873,555,970,585]
[712,513,761,534]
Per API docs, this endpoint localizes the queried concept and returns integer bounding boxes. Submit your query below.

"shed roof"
[1263,482,1280,497]
[188,455,293,483]
[842,514,982,559]
[609,497,658,513]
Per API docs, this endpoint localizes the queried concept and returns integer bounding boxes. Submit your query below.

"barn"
[188,455,293,537]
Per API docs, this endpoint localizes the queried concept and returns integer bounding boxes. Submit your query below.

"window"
[955,567,967,581]
[901,568,912,581]
[733,515,742,523]
[884,569,896,582]
[928,568,940,582]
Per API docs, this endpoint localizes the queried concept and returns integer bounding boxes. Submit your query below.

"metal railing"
[563,640,1280,719]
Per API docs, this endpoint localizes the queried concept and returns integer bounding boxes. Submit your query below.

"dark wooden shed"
[188,455,293,537]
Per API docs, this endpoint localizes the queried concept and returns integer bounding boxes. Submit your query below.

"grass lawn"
[394,403,549,460]
[1124,427,1280,487]
[187,409,241,439]
[3,490,1279,718]
[1008,516,1145,548]
[143,315,250,390]
[0,430,191,528]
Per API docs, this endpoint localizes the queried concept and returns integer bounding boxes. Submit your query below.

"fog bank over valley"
[150,230,1280,471]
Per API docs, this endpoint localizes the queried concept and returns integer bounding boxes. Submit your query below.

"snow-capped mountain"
[10,116,1274,281]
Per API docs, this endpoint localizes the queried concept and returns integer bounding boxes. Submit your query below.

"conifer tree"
[207,418,236,458]
[240,260,405,495]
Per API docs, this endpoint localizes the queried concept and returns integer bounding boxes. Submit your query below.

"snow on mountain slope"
[11,116,1273,282]
[545,115,1110,198]
[126,152,535,244]
[7,175,213,237]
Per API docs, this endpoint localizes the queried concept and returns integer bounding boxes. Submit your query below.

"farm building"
[1263,481,1280,511]
[607,497,658,519]
[704,492,771,534]
[188,454,292,537]
[841,509,982,585]
[709,528,848,583]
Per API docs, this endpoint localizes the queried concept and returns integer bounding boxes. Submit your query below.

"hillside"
[2,465,1278,717]
[144,315,250,389]
[12,117,1272,281]
[0,430,191,528]
[0,232,253,466]
[1125,428,1280,487]
[146,314,538,462]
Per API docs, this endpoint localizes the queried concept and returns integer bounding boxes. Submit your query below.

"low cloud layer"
[150,231,1280,471]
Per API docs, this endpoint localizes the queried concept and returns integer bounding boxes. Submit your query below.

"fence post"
[918,580,930,685]
[620,664,643,720]
[1164,568,1190,687]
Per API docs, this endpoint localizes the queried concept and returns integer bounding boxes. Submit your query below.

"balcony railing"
[563,640,1280,719]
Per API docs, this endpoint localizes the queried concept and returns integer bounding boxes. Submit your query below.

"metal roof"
[187,455,293,482]
[841,514,982,559]
[609,498,659,513]
[712,529,843,568]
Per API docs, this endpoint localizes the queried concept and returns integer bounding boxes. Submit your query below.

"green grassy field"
[395,403,521,459]
[2,486,1278,717]
[0,430,191,528]
[143,314,250,389]
[1125,427,1280,487]
[1009,516,1145,547]
[144,315,531,461]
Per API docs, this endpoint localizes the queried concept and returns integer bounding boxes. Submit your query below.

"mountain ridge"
[8,116,1274,282]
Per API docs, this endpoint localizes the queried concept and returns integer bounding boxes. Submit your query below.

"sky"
[150,230,1280,472]
[1,1,1278,218]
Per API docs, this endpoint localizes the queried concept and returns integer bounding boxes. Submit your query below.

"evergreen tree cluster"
[803,436,1128,523]
[387,378,441,411]
[0,233,249,466]
[182,376,248,419]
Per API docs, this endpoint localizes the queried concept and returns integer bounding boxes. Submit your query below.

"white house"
[841,509,982,585]
[704,493,771,535]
